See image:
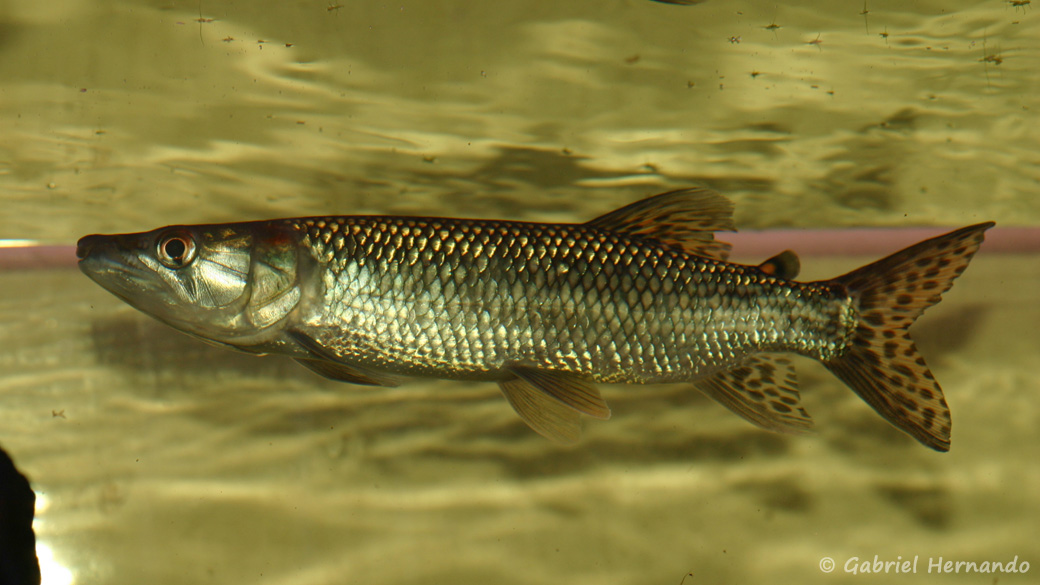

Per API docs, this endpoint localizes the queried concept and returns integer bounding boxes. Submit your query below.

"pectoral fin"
[696,355,813,433]
[288,329,401,387]
[292,357,400,387]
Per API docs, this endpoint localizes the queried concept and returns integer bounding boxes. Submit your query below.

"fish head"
[77,222,305,349]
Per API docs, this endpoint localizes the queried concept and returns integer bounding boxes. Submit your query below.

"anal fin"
[696,355,813,433]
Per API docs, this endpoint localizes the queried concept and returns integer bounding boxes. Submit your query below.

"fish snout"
[76,234,110,261]
[75,233,124,260]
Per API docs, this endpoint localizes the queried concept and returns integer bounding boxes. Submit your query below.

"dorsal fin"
[583,188,735,260]
[757,250,800,280]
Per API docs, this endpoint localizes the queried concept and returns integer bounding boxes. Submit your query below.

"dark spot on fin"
[827,222,994,452]
[757,249,800,279]
[506,366,611,420]
[287,329,401,387]
[583,188,735,260]
[696,355,814,433]
[498,377,582,444]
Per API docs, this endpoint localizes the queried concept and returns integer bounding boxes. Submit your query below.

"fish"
[76,188,993,451]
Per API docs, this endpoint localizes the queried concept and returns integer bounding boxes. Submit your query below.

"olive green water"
[2,1,1039,584]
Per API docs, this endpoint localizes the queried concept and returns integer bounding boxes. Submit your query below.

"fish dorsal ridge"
[583,188,735,260]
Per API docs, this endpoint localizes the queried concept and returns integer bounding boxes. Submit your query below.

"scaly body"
[77,189,993,451]
[290,215,849,382]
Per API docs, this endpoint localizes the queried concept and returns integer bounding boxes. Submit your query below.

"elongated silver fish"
[77,189,992,451]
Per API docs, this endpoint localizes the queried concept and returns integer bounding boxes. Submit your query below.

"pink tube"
[725,226,1037,258]
[0,245,78,270]
[0,226,1035,270]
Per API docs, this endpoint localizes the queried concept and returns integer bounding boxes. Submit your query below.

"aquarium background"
[1,0,1038,583]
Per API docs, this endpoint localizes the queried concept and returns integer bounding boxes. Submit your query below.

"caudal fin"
[825,222,994,451]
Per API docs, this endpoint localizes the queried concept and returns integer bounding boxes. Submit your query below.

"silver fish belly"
[77,188,993,451]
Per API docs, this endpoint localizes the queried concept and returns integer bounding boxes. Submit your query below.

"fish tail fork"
[825,222,994,451]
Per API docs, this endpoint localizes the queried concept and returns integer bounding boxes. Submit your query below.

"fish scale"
[286,215,848,384]
[76,188,993,450]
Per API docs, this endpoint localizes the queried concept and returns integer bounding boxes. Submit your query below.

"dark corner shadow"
[0,444,40,585]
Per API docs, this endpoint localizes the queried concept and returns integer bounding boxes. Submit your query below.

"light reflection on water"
[1,0,1039,584]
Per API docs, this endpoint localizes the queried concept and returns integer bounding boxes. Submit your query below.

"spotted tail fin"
[825,222,994,451]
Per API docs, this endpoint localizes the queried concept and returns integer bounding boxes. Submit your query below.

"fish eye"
[156,232,197,268]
